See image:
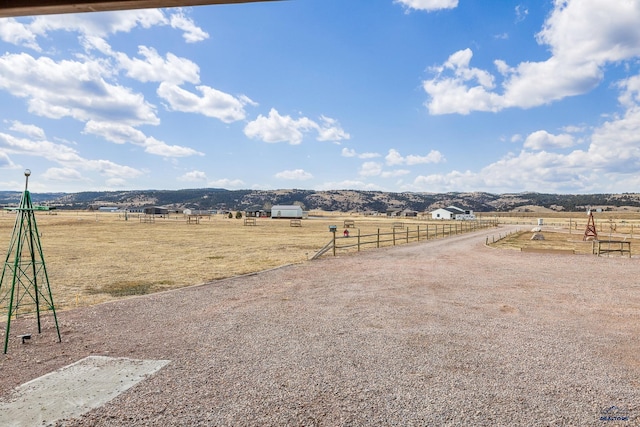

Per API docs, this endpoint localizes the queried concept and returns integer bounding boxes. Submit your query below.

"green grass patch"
[86,280,174,297]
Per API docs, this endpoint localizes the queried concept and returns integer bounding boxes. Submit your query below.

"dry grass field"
[0,210,473,311]
[490,210,640,255]
[2,209,638,312]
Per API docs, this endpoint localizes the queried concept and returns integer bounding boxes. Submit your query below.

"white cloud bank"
[423,0,640,115]
[395,0,458,12]
[411,73,640,193]
[244,109,350,145]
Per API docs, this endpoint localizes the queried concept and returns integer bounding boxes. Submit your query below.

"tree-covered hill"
[2,189,640,213]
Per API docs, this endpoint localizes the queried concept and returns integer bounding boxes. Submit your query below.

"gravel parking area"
[1,226,639,426]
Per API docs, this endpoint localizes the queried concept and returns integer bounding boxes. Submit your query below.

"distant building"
[143,206,169,216]
[98,206,119,212]
[245,206,268,218]
[271,205,303,219]
[431,206,475,220]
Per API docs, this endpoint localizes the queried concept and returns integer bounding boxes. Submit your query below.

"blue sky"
[1,0,640,194]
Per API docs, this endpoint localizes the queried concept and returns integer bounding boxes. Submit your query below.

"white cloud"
[359,161,383,177]
[561,125,586,134]
[157,82,250,123]
[341,147,380,159]
[588,105,640,173]
[144,137,203,158]
[406,151,445,165]
[178,170,207,182]
[315,180,382,191]
[114,46,201,85]
[386,149,405,166]
[523,130,576,150]
[341,148,357,157]
[42,167,85,182]
[515,5,529,23]
[9,121,45,140]
[423,49,502,114]
[423,0,640,114]
[208,178,245,189]
[395,0,458,12]
[410,90,640,193]
[105,177,128,187]
[1,9,207,54]
[316,116,350,142]
[243,109,316,145]
[618,74,640,108]
[0,53,159,126]
[385,148,445,165]
[381,169,411,178]
[0,18,39,50]
[28,10,168,39]
[83,121,202,157]
[0,151,16,168]
[169,10,210,43]
[275,169,313,180]
[0,132,144,182]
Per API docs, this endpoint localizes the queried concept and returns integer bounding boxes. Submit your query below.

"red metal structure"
[583,210,598,241]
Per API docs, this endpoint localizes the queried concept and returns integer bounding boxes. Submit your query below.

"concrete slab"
[0,355,170,426]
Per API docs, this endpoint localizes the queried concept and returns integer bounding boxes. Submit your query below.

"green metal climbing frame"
[0,170,61,354]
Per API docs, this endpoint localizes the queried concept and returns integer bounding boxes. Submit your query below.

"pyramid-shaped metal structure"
[0,170,61,353]
[583,210,598,241]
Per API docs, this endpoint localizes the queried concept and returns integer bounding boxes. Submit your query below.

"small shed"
[271,205,303,219]
[143,206,169,216]
[245,206,268,218]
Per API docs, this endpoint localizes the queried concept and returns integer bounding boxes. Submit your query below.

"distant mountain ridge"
[1,189,639,213]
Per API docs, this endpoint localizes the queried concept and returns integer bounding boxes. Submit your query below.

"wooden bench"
[343,219,355,228]
[592,240,631,257]
[290,219,302,227]
[244,218,257,226]
[187,215,200,224]
[392,222,404,229]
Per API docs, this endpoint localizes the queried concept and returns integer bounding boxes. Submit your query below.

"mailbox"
[329,225,337,232]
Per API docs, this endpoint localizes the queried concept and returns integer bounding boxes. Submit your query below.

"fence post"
[406,228,409,243]
[393,227,396,246]
[417,225,420,241]
[377,228,380,248]
[358,228,361,252]
[426,224,429,240]
[333,230,336,256]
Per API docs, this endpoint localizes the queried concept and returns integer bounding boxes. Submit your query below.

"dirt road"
[1,226,639,426]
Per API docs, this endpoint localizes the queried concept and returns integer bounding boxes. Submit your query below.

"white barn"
[431,206,475,220]
[271,205,303,219]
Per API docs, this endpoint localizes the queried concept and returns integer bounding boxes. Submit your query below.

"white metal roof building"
[271,205,304,219]
[431,206,475,220]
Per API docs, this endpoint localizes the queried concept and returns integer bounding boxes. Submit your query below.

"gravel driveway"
[1,226,639,426]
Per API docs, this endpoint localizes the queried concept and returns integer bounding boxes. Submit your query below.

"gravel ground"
[1,226,639,426]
